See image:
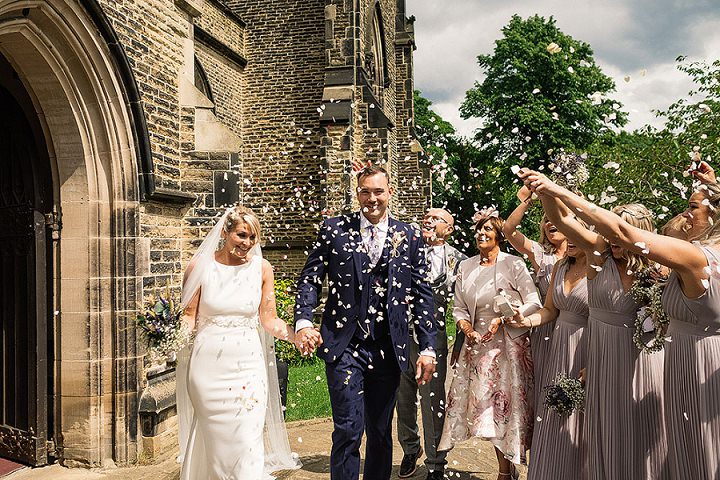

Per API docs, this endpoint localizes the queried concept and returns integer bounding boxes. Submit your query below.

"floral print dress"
[439,253,541,464]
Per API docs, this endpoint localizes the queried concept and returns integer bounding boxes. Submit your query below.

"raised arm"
[520,169,709,294]
[259,259,296,342]
[503,187,537,266]
[539,189,606,255]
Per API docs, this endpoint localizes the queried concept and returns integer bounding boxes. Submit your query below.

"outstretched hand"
[415,354,436,385]
[690,159,716,185]
[294,327,323,356]
[517,168,564,197]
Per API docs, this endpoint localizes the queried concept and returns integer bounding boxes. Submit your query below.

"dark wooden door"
[0,85,51,466]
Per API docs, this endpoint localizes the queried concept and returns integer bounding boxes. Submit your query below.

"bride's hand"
[295,327,322,355]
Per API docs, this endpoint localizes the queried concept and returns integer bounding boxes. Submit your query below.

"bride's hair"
[224,206,262,243]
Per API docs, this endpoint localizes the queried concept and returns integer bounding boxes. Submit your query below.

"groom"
[294,165,437,480]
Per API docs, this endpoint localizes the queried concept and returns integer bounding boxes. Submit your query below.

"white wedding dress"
[181,255,270,479]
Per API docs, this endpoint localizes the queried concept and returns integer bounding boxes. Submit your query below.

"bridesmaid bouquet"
[547,152,589,191]
[544,374,585,415]
[135,291,189,363]
[630,266,669,354]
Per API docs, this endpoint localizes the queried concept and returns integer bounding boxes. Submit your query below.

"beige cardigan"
[453,251,542,339]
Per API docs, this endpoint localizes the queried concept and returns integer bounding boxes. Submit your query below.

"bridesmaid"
[508,228,589,479]
[503,186,567,411]
[519,171,669,479]
[521,168,720,478]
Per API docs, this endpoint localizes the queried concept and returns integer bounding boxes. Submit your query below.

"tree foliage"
[419,18,720,252]
[461,15,627,169]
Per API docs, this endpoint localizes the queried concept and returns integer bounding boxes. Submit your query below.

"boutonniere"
[448,256,458,273]
[390,231,407,258]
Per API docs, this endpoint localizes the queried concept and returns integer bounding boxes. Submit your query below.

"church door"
[0,83,53,466]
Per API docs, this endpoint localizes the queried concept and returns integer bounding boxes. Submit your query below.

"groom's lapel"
[386,218,402,284]
[349,213,365,283]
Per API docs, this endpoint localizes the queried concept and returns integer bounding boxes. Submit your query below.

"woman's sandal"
[498,465,520,479]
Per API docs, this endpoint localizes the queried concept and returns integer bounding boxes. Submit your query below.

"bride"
[175,206,302,479]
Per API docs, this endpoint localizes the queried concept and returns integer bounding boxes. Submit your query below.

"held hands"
[294,327,323,356]
[415,354,436,385]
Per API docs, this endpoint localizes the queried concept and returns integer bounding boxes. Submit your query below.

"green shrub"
[274,279,321,366]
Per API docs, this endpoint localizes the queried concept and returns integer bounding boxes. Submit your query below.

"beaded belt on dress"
[197,314,259,328]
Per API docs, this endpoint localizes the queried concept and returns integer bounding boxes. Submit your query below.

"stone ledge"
[194,26,247,70]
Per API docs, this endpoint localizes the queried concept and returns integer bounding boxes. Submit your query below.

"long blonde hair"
[537,215,560,254]
[611,203,655,274]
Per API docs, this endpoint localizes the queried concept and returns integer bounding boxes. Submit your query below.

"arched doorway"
[0,56,53,466]
[0,0,147,466]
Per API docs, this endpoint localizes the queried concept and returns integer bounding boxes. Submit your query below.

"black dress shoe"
[426,470,445,480]
[398,446,423,478]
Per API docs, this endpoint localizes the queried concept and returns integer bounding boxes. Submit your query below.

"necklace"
[478,248,499,266]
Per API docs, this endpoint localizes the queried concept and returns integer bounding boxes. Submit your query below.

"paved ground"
[6,418,527,480]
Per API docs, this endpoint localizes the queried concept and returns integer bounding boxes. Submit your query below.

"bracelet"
[458,320,473,336]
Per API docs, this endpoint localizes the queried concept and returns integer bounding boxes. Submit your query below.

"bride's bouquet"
[135,291,189,363]
[543,373,585,415]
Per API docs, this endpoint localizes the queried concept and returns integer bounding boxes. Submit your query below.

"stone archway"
[0,0,144,466]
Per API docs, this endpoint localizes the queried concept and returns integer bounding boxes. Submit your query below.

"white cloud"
[408,0,720,138]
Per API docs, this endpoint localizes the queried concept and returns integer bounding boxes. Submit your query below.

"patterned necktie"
[366,225,382,266]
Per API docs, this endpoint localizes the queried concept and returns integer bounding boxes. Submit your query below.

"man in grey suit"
[396,208,468,480]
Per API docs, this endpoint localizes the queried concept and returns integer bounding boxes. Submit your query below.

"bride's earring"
[218,238,226,250]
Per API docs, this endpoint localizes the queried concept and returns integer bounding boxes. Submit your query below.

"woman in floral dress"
[439,210,542,480]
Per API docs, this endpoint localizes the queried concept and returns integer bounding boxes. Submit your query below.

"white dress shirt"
[427,244,445,281]
[360,212,389,265]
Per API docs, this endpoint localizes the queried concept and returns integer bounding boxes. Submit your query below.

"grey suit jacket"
[424,243,468,351]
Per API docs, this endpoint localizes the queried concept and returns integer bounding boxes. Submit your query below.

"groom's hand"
[415,355,436,385]
[295,327,323,356]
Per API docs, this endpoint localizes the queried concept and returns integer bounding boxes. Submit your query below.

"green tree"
[462,14,627,169]
[415,90,497,253]
[582,57,720,225]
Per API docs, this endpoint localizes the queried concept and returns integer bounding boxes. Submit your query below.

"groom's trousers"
[325,334,401,480]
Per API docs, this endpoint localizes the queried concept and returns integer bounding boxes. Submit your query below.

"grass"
[285,361,332,421]
[284,316,458,422]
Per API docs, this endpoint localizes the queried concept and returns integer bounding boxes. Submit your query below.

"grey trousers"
[395,338,449,472]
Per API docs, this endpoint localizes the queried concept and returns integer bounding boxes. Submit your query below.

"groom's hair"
[356,164,390,184]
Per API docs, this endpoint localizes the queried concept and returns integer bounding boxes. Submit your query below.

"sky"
[406,0,720,138]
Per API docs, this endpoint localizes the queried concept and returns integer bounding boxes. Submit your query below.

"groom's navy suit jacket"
[294,213,436,371]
